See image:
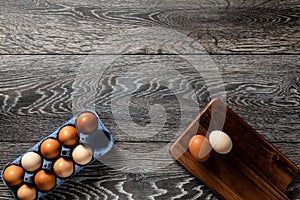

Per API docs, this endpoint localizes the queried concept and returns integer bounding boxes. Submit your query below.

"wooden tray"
[170,98,299,199]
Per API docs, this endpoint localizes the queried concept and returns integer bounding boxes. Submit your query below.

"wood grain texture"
[0,0,299,54]
[170,99,299,199]
[0,55,299,199]
[0,55,298,142]
[0,142,299,199]
[0,0,299,199]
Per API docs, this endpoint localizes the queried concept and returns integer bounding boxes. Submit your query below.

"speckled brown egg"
[34,170,56,191]
[75,112,98,134]
[58,125,79,147]
[53,158,74,178]
[40,138,61,159]
[17,184,37,200]
[3,165,24,186]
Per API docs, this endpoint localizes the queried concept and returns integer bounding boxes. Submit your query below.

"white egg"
[21,152,42,172]
[72,144,93,165]
[209,130,233,154]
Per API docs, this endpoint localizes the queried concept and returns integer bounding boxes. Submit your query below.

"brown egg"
[189,135,212,162]
[17,184,37,200]
[58,126,79,147]
[53,158,74,178]
[72,144,93,165]
[34,170,56,191]
[75,112,98,134]
[40,138,61,159]
[3,165,24,186]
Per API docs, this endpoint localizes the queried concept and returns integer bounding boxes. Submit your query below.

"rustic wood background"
[0,0,299,199]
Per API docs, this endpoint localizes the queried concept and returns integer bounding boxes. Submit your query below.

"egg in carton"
[1,111,113,200]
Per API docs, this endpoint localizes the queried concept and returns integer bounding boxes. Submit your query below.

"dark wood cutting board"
[169,98,299,200]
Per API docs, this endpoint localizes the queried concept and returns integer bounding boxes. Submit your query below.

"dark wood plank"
[0,0,298,199]
[170,99,299,199]
[2,0,298,10]
[0,142,299,199]
[0,1,298,54]
[0,55,299,142]
[1,142,299,175]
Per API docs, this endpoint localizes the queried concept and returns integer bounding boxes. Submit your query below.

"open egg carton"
[1,111,113,200]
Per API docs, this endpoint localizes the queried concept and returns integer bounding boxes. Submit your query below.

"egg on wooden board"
[53,158,74,178]
[72,144,93,165]
[21,152,42,172]
[58,125,79,147]
[75,112,98,134]
[188,135,212,162]
[209,130,233,154]
[40,138,61,159]
[3,165,24,186]
[17,184,37,200]
[34,170,56,191]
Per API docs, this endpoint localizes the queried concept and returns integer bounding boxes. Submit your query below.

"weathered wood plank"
[0,1,298,54]
[2,0,298,10]
[0,142,299,199]
[0,55,299,143]
[1,142,299,172]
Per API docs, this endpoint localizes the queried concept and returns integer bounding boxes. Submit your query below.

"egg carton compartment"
[1,111,114,200]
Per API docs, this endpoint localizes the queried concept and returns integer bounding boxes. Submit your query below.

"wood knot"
[267,153,280,162]
[126,171,145,182]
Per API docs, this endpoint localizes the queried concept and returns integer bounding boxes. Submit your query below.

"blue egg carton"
[1,111,114,199]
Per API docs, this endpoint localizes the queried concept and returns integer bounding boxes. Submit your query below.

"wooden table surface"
[0,0,299,199]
